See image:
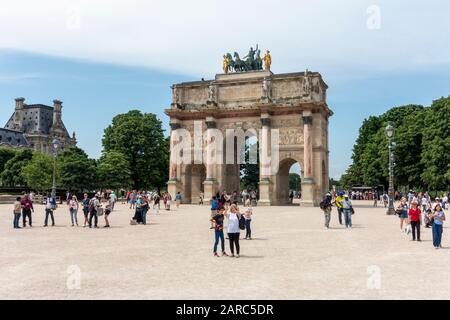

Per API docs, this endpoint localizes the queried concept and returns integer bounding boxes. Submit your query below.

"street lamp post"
[385,122,395,215]
[51,138,60,200]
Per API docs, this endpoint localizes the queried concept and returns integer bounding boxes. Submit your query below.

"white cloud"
[0,0,449,77]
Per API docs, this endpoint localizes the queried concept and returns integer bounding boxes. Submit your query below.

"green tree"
[341,98,449,192]
[0,149,33,187]
[420,97,450,190]
[240,140,259,190]
[58,147,98,192]
[102,110,168,190]
[21,152,53,192]
[97,151,132,190]
[0,148,16,174]
[289,173,301,191]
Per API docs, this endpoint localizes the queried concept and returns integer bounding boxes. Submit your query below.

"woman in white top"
[69,196,79,227]
[224,204,242,258]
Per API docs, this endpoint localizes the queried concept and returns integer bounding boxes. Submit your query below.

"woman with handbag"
[396,197,409,234]
[224,204,242,258]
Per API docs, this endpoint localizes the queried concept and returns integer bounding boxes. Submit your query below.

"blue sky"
[1,0,450,178]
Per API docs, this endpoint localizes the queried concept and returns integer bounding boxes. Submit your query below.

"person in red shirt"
[408,200,421,241]
[21,193,34,228]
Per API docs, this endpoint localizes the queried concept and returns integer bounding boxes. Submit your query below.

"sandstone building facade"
[165,70,332,206]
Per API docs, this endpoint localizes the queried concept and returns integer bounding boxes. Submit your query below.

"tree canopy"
[341,96,450,191]
[21,152,54,192]
[0,149,33,187]
[97,151,132,190]
[58,147,98,192]
[102,110,168,190]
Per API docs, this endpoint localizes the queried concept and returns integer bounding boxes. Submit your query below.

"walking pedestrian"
[69,195,79,227]
[175,192,182,209]
[109,191,117,211]
[153,192,161,214]
[82,193,90,227]
[432,204,446,249]
[104,203,112,228]
[199,191,204,205]
[224,204,241,258]
[335,192,344,225]
[13,196,22,229]
[89,195,100,228]
[396,197,409,233]
[43,193,56,227]
[342,194,353,229]
[320,193,333,229]
[408,200,421,241]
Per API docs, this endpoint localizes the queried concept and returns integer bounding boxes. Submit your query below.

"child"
[104,203,112,228]
[425,209,433,228]
[13,197,22,229]
[244,208,253,240]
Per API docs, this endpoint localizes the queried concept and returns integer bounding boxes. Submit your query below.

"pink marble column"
[303,114,313,179]
[169,122,181,180]
[205,119,216,180]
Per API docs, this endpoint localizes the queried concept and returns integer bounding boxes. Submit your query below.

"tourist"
[153,192,161,214]
[382,193,389,208]
[109,191,117,211]
[104,203,112,228]
[129,190,136,209]
[89,195,101,228]
[199,191,204,205]
[141,196,149,225]
[320,193,333,229]
[21,193,34,228]
[396,197,409,233]
[210,196,219,229]
[424,209,433,228]
[373,191,378,207]
[166,193,172,211]
[43,193,56,227]
[175,192,182,209]
[82,193,90,227]
[224,204,241,258]
[421,195,430,216]
[432,204,446,249]
[210,207,229,257]
[69,195,79,227]
[134,195,143,223]
[335,192,344,225]
[342,194,353,229]
[244,207,253,240]
[408,200,421,241]
[13,196,22,229]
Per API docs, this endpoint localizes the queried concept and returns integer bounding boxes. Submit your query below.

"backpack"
[319,200,327,210]
[239,214,246,230]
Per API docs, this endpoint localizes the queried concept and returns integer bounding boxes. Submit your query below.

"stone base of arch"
[299,178,317,207]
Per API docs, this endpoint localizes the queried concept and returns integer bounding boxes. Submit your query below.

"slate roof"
[0,128,28,147]
[4,104,70,138]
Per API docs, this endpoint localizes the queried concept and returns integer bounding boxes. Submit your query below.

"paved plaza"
[0,201,449,300]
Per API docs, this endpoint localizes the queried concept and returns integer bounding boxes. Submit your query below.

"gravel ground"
[0,201,449,300]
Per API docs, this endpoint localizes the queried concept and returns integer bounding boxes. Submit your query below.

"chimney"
[15,97,25,109]
[13,97,25,130]
[53,99,62,125]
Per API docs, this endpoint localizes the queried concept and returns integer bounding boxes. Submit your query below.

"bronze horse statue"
[233,52,249,72]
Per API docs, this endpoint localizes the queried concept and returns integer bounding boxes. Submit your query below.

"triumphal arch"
[165,49,332,206]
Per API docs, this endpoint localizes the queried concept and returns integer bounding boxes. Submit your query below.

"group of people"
[320,192,354,229]
[12,192,114,229]
[209,194,254,258]
[396,193,447,249]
